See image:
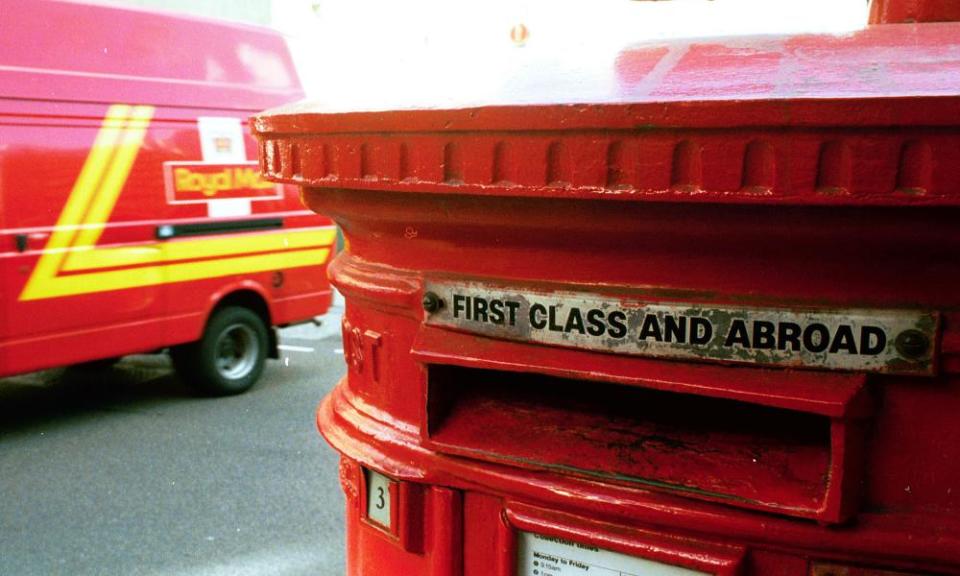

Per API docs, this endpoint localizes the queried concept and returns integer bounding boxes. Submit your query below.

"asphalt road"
[0,304,346,576]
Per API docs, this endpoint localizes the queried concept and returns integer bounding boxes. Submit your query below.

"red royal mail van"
[0,1,337,395]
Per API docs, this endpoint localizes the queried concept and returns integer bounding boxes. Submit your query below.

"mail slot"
[254,1,960,573]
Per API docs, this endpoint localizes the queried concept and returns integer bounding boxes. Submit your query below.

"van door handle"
[15,234,27,252]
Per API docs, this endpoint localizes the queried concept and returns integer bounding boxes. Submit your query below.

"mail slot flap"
[424,362,866,522]
[412,325,870,419]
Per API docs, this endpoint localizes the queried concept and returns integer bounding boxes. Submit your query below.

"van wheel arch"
[172,291,278,396]
[207,290,278,358]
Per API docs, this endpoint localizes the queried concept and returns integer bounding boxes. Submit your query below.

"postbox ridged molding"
[546,140,567,187]
[360,142,372,180]
[492,141,509,184]
[605,140,630,190]
[816,140,852,195]
[741,140,776,193]
[442,142,462,184]
[670,139,702,192]
[261,131,958,203]
[896,139,933,195]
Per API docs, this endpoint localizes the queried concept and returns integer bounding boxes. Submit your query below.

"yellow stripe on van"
[25,249,331,300]
[70,105,153,249]
[62,228,337,271]
[19,105,334,302]
[20,104,136,300]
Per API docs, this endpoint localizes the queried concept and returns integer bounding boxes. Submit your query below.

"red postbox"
[255,2,960,574]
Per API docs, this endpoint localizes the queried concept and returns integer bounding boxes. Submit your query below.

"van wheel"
[172,306,268,396]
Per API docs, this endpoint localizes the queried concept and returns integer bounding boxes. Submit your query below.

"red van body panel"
[0,0,335,378]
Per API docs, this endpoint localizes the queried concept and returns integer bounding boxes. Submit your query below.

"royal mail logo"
[21,105,335,302]
[163,161,281,203]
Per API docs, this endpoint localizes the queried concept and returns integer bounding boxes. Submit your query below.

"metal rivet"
[422,292,443,313]
[895,329,930,360]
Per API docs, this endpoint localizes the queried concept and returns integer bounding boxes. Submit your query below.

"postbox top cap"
[255,22,960,134]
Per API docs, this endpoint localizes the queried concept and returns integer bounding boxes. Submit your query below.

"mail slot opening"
[427,364,835,519]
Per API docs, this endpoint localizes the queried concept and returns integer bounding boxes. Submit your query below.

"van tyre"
[172,306,268,396]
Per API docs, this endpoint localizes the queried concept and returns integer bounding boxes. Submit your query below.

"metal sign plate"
[364,469,394,530]
[517,532,707,576]
[423,281,938,375]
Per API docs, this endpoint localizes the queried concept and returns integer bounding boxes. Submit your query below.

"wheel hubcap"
[214,323,259,380]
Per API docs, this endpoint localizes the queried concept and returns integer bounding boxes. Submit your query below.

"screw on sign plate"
[422,291,444,314]
[895,329,930,360]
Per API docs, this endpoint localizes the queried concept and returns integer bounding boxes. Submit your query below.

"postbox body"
[255,13,960,576]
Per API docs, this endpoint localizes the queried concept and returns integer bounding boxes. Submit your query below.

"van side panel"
[0,0,302,110]
[0,2,334,378]
[0,100,335,377]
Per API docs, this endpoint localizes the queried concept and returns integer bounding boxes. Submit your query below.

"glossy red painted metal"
[869,0,960,23]
[255,6,960,576]
[0,1,334,378]
[256,23,960,209]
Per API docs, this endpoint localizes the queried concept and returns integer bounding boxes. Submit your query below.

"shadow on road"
[0,355,192,435]
[0,309,343,437]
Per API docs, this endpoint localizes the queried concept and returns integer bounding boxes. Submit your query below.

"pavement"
[0,298,347,576]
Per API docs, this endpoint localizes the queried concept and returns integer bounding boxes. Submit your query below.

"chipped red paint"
[255,2,960,574]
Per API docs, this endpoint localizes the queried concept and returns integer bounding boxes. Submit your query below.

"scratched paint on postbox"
[423,281,938,375]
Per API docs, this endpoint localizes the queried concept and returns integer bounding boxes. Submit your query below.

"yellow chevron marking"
[20,105,137,300]
[20,105,333,302]
[29,248,331,300]
[62,228,337,271]
[69,106,153,250]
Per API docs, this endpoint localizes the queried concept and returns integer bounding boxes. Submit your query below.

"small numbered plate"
[364,468,395,530]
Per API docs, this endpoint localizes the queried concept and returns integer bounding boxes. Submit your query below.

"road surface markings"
[278,345,315,353]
